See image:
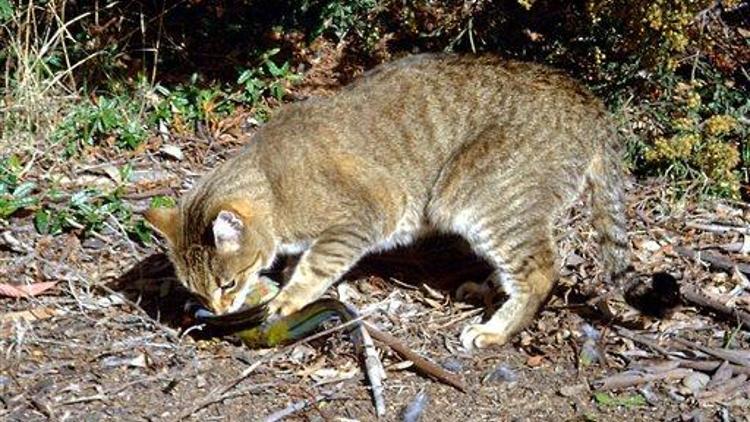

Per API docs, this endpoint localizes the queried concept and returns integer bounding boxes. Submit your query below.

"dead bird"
[145,53,629,349]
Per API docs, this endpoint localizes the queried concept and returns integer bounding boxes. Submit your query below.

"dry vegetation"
[1,0,749,420]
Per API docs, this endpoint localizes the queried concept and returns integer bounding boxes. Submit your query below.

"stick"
[593,368,693,391]
[696,374,748,402]
[616,328,672,356]
[674,246,750,275]
[262,394,333,422]
[686,221,750,235]
[680,285,750,329]
[364,322,467,392]
[178,317,368,420]
[357,324,386,418]
[672,337,750,368]
[676,359,750,376]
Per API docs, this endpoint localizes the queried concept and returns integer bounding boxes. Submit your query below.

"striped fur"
[145,53,630,349]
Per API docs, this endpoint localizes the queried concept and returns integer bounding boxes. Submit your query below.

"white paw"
[460,322,509,350]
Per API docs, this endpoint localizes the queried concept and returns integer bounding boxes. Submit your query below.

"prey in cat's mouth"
[187,273,279,328]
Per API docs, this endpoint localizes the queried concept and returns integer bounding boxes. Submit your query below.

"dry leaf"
[526,355,545,367]
[0,282,57,298]
[0,307,60,323]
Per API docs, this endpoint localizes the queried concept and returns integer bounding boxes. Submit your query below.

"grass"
[0,0,747,244]
[0,1,301,243]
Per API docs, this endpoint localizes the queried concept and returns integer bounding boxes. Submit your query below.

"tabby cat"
[145,53,629,349]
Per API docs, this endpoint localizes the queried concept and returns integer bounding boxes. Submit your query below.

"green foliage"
[0,0,13,23]
[0,156,37,219]
[593,392,647,408]
[150,75,233,134]
[313,0,378,41]
[53,95,148,155]
[1,0,747,245]
[236,49,302,106]
[150,195,176,209]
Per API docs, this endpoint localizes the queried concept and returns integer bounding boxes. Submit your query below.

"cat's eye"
[220,279,237,291]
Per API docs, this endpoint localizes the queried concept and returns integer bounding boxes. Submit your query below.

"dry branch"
[680,285,750,329]
[672,337,750,368]
[677,359,750,376]
[594,368,693,390]
[364,322,467,392]
[675,246,750,275]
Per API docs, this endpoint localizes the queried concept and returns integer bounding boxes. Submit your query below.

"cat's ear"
[144,207,180,244]
[213,210,244,253]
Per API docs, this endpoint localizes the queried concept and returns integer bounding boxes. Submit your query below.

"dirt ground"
[2,54,750,421]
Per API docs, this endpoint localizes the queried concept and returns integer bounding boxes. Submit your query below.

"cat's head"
[144,200,275,314]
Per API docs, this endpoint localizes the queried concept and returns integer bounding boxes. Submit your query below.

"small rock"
[642,240,662,252]
[483,365,517,384]
[195,375,207,388]
[639,386,660,405]
[682,372,710,395]
[289,344,316,363]
[565,252,585,267]
[101,353,148,369]
[160,144,184,161]
[441,358,463,372]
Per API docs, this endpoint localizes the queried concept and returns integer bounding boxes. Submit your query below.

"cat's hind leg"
[427,125,570,349]
[458,228,557,349]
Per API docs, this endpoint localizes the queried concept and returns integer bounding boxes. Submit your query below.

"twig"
[60,393,108,405]
[680,285,750,329]
[593,368,693,390]
[364,322,467,392]
[674,246,750,275]
[357,324,386,418]
[616,328,672,356]
[672,337,750,367]
[686,221,750,235]
[178,316,370,420]
[696,374,749,402]
[676,359,750,376]
[262,394,334,422]
[176,357,266,419]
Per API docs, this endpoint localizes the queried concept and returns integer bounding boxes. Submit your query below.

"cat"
[145,53,629,349]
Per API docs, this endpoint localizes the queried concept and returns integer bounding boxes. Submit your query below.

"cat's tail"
[587,143,631,283]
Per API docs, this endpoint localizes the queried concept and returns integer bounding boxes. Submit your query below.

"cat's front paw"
[266,291,305,318]
[460,322,509,350]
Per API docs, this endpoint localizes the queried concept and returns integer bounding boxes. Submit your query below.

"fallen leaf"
[526,355,545,367]
[160,144,184,161]
[0,307,61,323]
[0,282,57,298]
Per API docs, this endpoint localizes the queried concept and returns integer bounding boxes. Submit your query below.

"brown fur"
[145,53,630,349]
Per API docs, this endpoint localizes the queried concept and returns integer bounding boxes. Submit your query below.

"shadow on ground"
[110,234,495,332]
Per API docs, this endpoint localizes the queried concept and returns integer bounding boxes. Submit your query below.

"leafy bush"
[0,0,747,241]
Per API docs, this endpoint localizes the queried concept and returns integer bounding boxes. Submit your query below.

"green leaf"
[593,392,646,408]
[150,195,176,208]
[12,181,36,198]
[129,219,153,244]
[34,209,50,234]
[238,69,254,84]
[0,0,13,22]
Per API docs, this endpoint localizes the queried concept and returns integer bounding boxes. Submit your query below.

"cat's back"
[248,54,612,187]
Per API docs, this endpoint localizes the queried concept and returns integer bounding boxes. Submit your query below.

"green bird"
[192,290,358,347]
